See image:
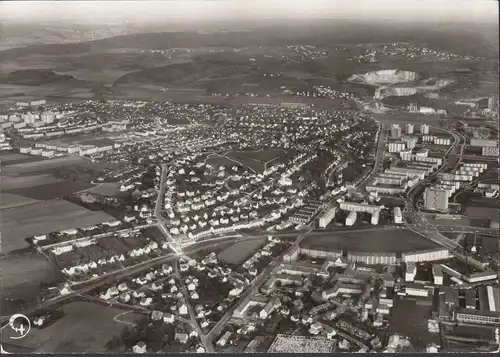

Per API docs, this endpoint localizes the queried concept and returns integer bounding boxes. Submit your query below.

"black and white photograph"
[0,0,498,354]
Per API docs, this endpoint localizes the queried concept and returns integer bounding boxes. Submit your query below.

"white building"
[405,262,417,282]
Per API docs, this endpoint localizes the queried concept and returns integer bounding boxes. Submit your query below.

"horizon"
[1,0,498,25]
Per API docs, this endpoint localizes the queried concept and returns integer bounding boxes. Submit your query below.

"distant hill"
[0,70,78,86]
[1,22,497,60]
[114,61,259,87]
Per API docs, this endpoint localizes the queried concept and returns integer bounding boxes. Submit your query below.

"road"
[155,164,182,254]
[357,121,386,190]
[173,260,213,352]
[205,226,314,345]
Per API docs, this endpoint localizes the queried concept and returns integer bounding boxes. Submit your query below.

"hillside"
[1,22,497,60]
[113,61,260,87]
[0,70,78,86]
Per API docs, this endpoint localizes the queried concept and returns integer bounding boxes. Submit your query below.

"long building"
[401,248,451,263]
[339,202,381,214]
[318,206,337,228]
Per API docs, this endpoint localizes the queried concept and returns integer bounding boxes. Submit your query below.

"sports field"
[300,228,440,254]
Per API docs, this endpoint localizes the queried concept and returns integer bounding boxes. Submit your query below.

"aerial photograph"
[0,0,498,354]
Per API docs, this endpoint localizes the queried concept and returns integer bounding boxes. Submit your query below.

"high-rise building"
[424,187,449,211]
[388,141,406,153]
[405,123,414,134]
[488,97,496,110]
[391,124,402,139]
[408,103,418,113]
[420,124,430,134]
[403,136,418,150]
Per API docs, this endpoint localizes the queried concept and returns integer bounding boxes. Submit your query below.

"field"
[206,153,263,173]
[7,181,95,200]
[0,301,142,353]
[86,183,122,197]
[0,156,94,176]
[0,192,39,209]
[300,228,440,254]
[0,152,47,165]
[1,199,114,254]
[205,149,287,173]
[1,174,61,190]
[464,206,500,220]
[0,252,63,315]
[217,238,267,265]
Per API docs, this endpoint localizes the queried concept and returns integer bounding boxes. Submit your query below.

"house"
[140,297,153,306]
[33,316,46,327]
[163,313,175,324]
[217,331,232,347]
[178,303,188,315]
[190,291,199,300]
[132,341,147,354]
[151,310,163,321]
[175,333,189,344]
[196,346,205,353]
[309,322,323,335]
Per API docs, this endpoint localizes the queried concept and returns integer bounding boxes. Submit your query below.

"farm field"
[0,174,61,190]
[86,182,122,197]
[0,301,142,353]
[0,155,95,176]
[0,252,62,315]
[6,181,95,200]
[1,199,114,254]
[0,192,39,209]
[218,237,267,265]
[0,152,47,165]
[300,228,440,254]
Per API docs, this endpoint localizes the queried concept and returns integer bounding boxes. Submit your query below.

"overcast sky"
[1,0,498,25]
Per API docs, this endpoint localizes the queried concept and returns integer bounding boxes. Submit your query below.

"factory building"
[424,187,449,211]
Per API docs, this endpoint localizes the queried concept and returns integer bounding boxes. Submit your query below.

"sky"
[0,0,498,25]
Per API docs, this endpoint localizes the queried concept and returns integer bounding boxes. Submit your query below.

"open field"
[300,228,440,254]
[463,206,499,220]
[218,238,267,265]
[226,149,286,164]
[0,174,61,190]
[206,153,264,172]
[0,193,39,209]
[0,301,142,353]
[0,152,47,165]
[0,252,63,315]
[7,181,95,200]
[0,156,95,176]
[1,199,114,254]
[85,183,122,197]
